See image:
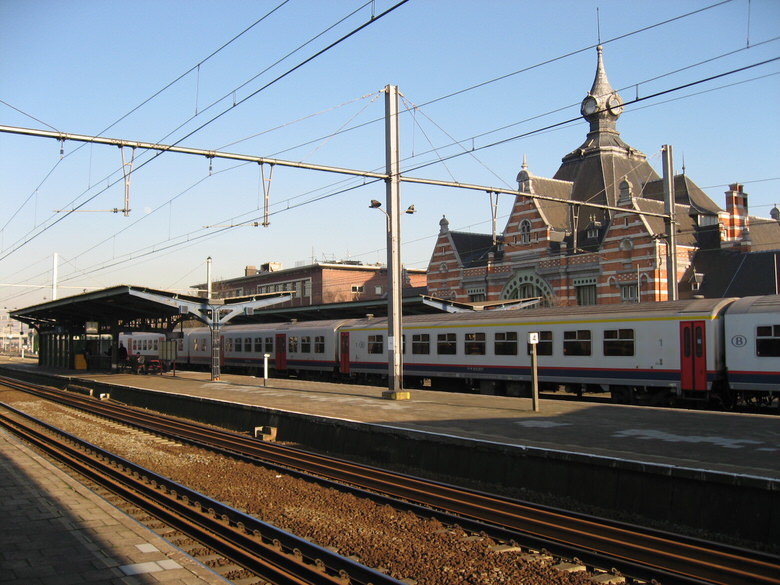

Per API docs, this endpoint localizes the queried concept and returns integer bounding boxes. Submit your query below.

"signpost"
[528,332,540,412]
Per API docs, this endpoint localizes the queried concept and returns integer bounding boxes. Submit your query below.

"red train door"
[339,332,350,374]
[275,334,287,371]
[680,321,707,391]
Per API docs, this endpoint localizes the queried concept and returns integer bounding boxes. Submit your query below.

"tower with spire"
[425,45,780,306]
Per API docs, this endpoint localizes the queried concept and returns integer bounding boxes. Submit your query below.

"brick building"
[427,46,780,306]
[201,261,427,307]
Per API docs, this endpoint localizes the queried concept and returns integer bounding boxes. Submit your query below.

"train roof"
[722,294,780,316]
[342,297,741,329]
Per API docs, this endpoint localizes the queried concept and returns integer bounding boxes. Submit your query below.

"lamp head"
[369,200,382,209]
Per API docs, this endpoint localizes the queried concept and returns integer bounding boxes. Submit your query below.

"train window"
[226,338,233,352]
[177,339,183,352]
[301,336,311,353]
[288,336,298,352]
[265,337,273,353]
[464,332,486,355]
[494,331,518,356]
[412,333,430,355]
[254,338,262,352]
[153,339,159,351]
[244,338,251,352]
[437,333,457,355]
[756,325,780,357]
[563,330,591,356]
[315,336,325,353]
[368,334,383,354]
[527,330,553,356]
[603,329,635,356]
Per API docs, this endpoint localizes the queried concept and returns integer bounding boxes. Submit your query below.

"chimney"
[245,265,257,277]
[724,184,749,244]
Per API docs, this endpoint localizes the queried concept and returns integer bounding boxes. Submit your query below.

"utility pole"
[662,145,678,301]
[52,253,58,300]
[383,84,409,400]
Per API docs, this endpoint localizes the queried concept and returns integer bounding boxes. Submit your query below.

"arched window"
[520,220,531,244]
[500,269,554,305]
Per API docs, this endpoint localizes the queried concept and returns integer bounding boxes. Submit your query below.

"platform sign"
[528,332,539,345]
[160,340,177,361]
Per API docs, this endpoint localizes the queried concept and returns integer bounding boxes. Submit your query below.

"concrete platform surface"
[0,426,230,585]
[68,366,780,481]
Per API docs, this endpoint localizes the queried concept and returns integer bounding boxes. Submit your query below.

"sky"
[1,0,779,311]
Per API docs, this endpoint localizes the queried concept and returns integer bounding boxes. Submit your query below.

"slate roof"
[629,198,699,247]
[642,174,722,215]
[747,217,780,252]
[449,231,497,268]
[682,249,780,297]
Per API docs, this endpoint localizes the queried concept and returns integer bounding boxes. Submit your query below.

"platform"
[3,359,779,546]
[5,358,776,481]
[0,422,230,585]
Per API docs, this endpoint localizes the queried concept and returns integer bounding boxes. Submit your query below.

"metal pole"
[531,343,539,412]
[662,145,678,301]
[211,316,220,381]
[383,85,408,400]
[52,252,58,300]
[206,256,213,300]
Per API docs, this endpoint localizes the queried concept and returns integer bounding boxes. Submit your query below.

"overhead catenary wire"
[3,1,777,303]
[0,0,294,234]
[0,0,411,265]
[8,52,778,296]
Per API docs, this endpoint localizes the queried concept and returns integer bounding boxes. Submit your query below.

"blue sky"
[1,0,779,309]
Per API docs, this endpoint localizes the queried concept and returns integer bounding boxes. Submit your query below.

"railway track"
[2,375,779,585]
[0,399,403,585]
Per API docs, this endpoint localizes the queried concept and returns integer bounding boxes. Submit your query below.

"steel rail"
[0,401,402,585]
[4,376,779,585]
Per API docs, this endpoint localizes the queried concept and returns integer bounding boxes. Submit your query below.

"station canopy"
[9,285,447,332]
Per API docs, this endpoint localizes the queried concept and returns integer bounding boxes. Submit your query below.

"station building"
[426,46,780,306]
[199,260,427,307]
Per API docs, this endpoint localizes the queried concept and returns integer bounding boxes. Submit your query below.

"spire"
[580,45,623,131]
[589,45,614,98]
[516,154,533,193]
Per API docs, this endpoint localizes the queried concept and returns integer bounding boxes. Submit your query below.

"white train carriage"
[271,319,350,375]
[181,320,347,375]
[341,298,736,403]
[722,295,780,402]
[118,331,166,360]
[220,323,277,372]
[181,327,211,367]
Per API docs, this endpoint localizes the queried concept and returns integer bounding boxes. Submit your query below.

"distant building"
[199,260,427,306]
[426,46,780,305]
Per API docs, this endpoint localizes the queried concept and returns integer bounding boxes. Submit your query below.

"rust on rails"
[0,397,403,585]
[3,375,779,585]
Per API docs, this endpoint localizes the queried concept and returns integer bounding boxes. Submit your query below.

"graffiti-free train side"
[119,295,780,409]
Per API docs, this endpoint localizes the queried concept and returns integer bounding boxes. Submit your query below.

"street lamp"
[369,198,415,400]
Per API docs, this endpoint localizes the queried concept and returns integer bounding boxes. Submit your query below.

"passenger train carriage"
[341,297,737,404]
[120,296,780,408]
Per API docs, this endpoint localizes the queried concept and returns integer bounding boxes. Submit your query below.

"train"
[119,295,780,408]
